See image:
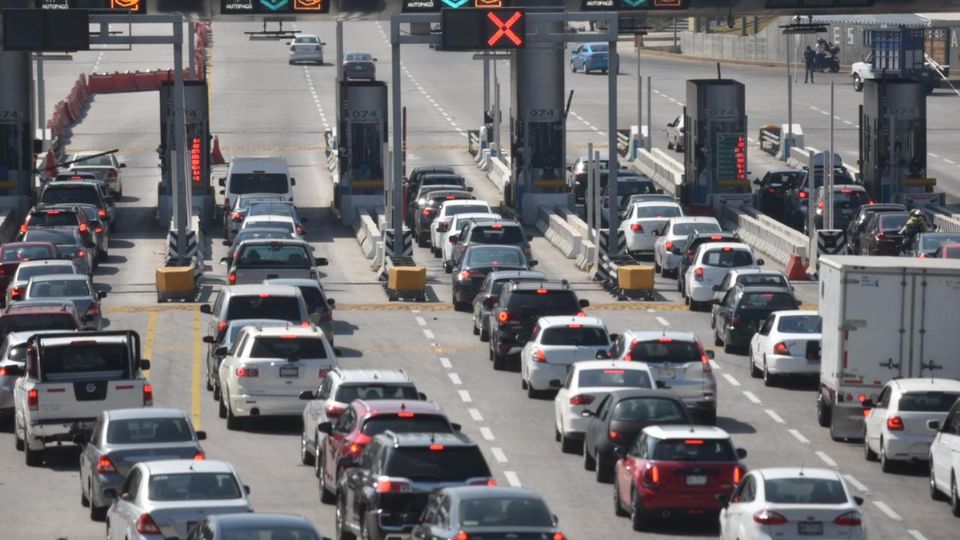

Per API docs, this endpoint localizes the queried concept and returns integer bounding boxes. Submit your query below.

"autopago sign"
[221,0,330,14]
[403,0,511,12]
[581,0,686,10]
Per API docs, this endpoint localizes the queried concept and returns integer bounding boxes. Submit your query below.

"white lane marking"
[815,450,838,467]
[448,373,463,385]
[944,158,957,165]
[504,471,522,487]
[655,316,670,327]
[491,447,508,463]
[722,374,741,387]
[908,530,930,540]
[872,500,903,521]
[742,391,761,404]
[468,408,484,421]
[843,119,854,126]
[479,427,495,441]
[834,115,843,120]
[788,429,809,444]
[439,357,452,369]
[929,153,940,158]
[410,309,420,314]
[415,316,427,326]
[843,474,869,493]
[423,329,435,340]
[709,360,721,370]
[459,390,472,403]
[764,409,785,424]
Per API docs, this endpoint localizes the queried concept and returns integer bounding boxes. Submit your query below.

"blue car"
[570,42,609,73]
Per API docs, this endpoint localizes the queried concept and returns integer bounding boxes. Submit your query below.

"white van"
[220,157,295,232]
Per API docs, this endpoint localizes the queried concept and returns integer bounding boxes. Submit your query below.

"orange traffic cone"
[211,135,225,165]
[43,148,58,178]
[786,253,809,281]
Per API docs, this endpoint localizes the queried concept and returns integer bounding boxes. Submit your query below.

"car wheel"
[14,419,24,451]
[864,431,878,462]
[560,431,580,455]
[701,408,717,425]
[817,394,832,428]
[336,497,356,540]
[359,514,371,540]
[213,383,221,402]
[714,329,723,346]
[853,74,864,92]
[493,351,507,371]
[750,350,762,378]
[630,489,648,531]
[81,481,90,507]
[952,474,960,517]
[880,440,895,473]
[596,452,612,483]
[479,328,489,342]
[25,444,43,467]
[583,443,596,471]
[301,433,315,466]
[205,372,213,391]
[225,398,243,431]
[319,455,337,504]
[762,358,775,387]
[667,139,674,150]
[554,425,561,442]
[654,259,661,273]
[614,477,629,517]
[472,322,480,335]
[930,463,946,500]
[570,61,576,72]
[521,376,528,391]
[218,394,227,418]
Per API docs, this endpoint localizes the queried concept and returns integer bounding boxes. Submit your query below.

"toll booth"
[335,80,388,225]
[509,25,572,224]
[159,80,212,226]
[0,48,33,213]
[682,80,749,211]
[859,79,937,205]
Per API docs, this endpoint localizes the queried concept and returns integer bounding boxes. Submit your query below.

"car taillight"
[798,191,808,199]
[608,430,624,442]
[697,343,712,372]
[877,232,886,240]
[534,348,546,363]
[553,534,566,540]
[623,338,639,361]
[834,511,862,526]
[143,383,153,406]
[455,531,470,540]
[228,272,237,284]
[325,404,346,418]
[569,394,595,406]
[498,310,510,326]
[665,241,674,251]
[95,226,103,234]
[79,223,88,232]
[98,209,106,218]
[218,321,228,331]
[459,271,471,281]
[136,513,162,535]
[773,342,790,355]
[694,267,704,281]
[733,465,745,484]
[27,388,38,410]
[685,249,694,262]
[86,303,100,318]
[77,250,86,258]
[232,212,243,221]
[11,286,23,299]
[107,170,117,179]
[224,197,230,209]
[887,415,904,431]
[753,509,789,525]
[19,224,27,233]
[296,225,305,235]
[422,208,435,216]
[96,455,118,474]
[630,223,643,233]
[193,450,206,460]
[642,464,660,488]
[236,366,259,377]
[375,476,410,493]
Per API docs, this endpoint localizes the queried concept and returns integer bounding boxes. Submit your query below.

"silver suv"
[611,331,718,424]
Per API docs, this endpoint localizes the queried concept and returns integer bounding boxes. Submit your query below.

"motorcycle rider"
[899,209,928,252]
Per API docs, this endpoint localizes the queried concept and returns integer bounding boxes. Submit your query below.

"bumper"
[585,60,608,71]
[724,328,756,347]
[494,333,525,356]
[883,433,936,461]
[90,472,123,508]
[639,490,726,512]
[453,284,480,304]
[27,417,97,441]
[229,391,310,417]
[687,282,716,303]
[289,52,323,62]
[765,354,820,376]
[527,364,568,391]
[560,411,589,437]
[626,235,657,252]
[661,252,682,270]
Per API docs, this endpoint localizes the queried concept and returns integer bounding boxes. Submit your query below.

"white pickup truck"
[13,331,151,466]
[223,239,328,286]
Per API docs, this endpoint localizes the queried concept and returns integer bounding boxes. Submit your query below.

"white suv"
[685,242,763,311]
[520,316,613,399]
[219,325,337,430]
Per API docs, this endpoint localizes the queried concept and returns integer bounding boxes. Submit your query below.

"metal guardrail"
[616,129,631,158]
[928,207,960,232]
[720,204,807,267]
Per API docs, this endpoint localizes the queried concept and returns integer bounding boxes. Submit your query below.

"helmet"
[911,209,924,218]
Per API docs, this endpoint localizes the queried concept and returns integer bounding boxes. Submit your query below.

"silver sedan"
[288,34,325,64]
[22,274,106,329]
[343,52,376,80]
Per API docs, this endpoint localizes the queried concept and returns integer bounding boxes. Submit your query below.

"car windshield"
[490,277,540,296]
[226,321,288,344]
[470,226,524,244]
[237,244,310,267]
[540,326,608,346]
[148,473,242,501]
[348,53,372,61]
[334,384,419,402]
[737,274,788,288]
[230,173,288,195]
[612,397,687,422]
[249,337,328,359]
[618,181,656,196]
[459,497,553,528]
[673,222,720,236]
[247,204,296,218]
[702,249,753,267]
[226,296,302,321]
[361,415,451,436]
[40,187,100,206]
[778,315,822,333]
[219,527,320,540]
[384,447,491,481]
[921,234,960,251]
[28,279,91,297]
[17,264,75,281]
[465,248,524,268]
[898,392,960,412]
[652,438,736,461]
[107,417,193,444]
[0,314,77,336]
[578,368,652,389]
[2,245,55,261]
[635,206,682,219]
[739,292,797,310]
[764,478,847,504]
[629,340,701,364]
[40,342,129,380]
[445,205,490,216]
[879,214,909,231]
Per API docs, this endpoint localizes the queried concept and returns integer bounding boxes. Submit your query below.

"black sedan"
[753,168,805,218]
[858,212,910,255]
[452,244,533,311]
[845,203,905,254]
[411,487,564,540]
[712,285,800,353]
[414,189,474,246]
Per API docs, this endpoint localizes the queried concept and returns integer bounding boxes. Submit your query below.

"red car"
[0,305,82,342]
[613,425,747,531]
[316,399,456,502]
[0,242,60,301]
[935,242,960,259]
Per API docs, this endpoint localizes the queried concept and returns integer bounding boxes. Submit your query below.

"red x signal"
[486,11,523,47]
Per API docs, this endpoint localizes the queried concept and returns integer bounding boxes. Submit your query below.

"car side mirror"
[418,392,428,400]
[285,41,291,45]
[220,257,232,265]
[219,189,225,195]
[715,492,730,507]
[860,399,874,409]
[451,422,462,432]
[612,446,627,459]
[927,419,941,431]
[119,163,127,168]
[316,257,329,266]
[290,177,296,185]
[97,291,107,299]
[327,298,336,308]
[199,304,212,314]
[735,448,748,459]
[549,379,562,388]
[203,336,215,344]
[317,421,333,434]
[756,258,765,266]
[244,485,251,495]
[300,216,309,223]
[595,350,610,360]
[753,179,762,186]
[854,496,864,506]
[299,390,316,400]
[140,359,151,370]
[218,177,226,187]
[528,259,538,267]
[193,430,207,441]
[712,285,721,291]
[73,434,88,445]
[214,346,228,357]
[655,380,667,389]
[705,350,715,359]
[609,333,620,342]
[466,186,474,192]
[578,299,590,308]
[482,295,498,309]
[222,240,231,246]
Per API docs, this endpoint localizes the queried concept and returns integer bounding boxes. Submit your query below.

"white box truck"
[817,256,960,440]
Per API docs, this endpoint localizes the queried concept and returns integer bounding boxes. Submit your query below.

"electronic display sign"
[441,8,524,51]
[220,0,330,14]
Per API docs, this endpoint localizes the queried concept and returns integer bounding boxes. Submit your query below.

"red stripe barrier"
[87,73,117,94]
[114,71,137,92]
[134,70,160,91]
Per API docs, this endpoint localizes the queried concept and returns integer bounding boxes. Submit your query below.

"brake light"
[27,388,38,410]
[296,225,305,235]
[498,311,510,326]
[228,272,237,284]
[694,267,704,281]
[375,476,410,493]
[817,200,825,210]
[19,224,27,234]
[569,394,595,406]
[609,430,624,441]
[537,288,548,294]
[773,342,790,355]
[834,511,863,526]
[429,444,445,451]
[47,210,61,215]
[876,233,886,240]
[95,226,103,234]
[232,212,243,221]
[236,366,259,377]
[96,455,118,474]
[10,287,23,299]
[665,241,674,251]
[79,223,88,233]
[76,250,87,259]
[107,170,117,179]
[397,411,415,418]
[630,223,643,233]
[841,188,853,194]
[98,209,106,218]
[491,223,503,229]
[799,191,809,199]
[459,271,471,281]
[733,465,745,484]
[143,383,153,406]
[658,337,673,343]
[422,208,435,216]
[0,367,9,376]
[887,415,904,431]
[534,348,546,363]
[697,342,712,372]
[753,510,789,525]
[710,235,723,241]
[455,532,469,540]
[624,338,639,361]
[348,442,364,456]
[731,315,742,328]
[553,534,566,540]
[643,464,660,487]
[325,404,346,417]
[135,513,162,535]
[684,439,704,445]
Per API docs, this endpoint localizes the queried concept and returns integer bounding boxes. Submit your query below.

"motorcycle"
[814,41,841,73]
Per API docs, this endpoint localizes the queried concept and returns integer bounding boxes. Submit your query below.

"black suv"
[676,231,741,296]
[489,281,589,370]
[336,432,494,540]
[712,285,800,353]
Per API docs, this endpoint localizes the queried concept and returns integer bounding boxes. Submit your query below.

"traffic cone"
[786,253,809,281]
[211,135,225,165]
[43,148,58,179]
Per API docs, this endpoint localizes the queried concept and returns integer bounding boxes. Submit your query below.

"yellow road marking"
[192,309,203,430]
[143,310,158,379]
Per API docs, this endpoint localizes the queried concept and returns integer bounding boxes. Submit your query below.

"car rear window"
[0,314,78,336]
[737,274,788,288]
[898,392,960,412]
[465,248,524,268]
[766,171,804,187]
[540,326,608,346]
[921,234,960,251]
[30,212,78,227]
[237,244,310,267]
[763,478,847,504]
[226,296,302,321]
[234,229,294,244]
[629,340,701,364]
[247,203,296,218]
[296,286,329,314]
[148,473,242,501]
[29,279,91,297]
[590,44,609,52]
[384,447,491,481]
[249,337,328,359]
[243,220,295,235]
[459,497,553,528]
[361,415,451,436]
[739,292,798,310]
[577,368,652,389]
[446,205,490,216]
[702,249,754,268]
[470,226,524,244]
[672,222,720,236]
[879,214,909,231]
[635,206,682,219]
[17,264,75,281]
[39,342,130,380]
[652,438,736,462]
[334,384,419,402]
[107,417,193,444]
[831,189,870,207]
[777,315,822,333]
[71,154,113,166]
[618,181,657,196]
[230,173,288,195]
[220,527,319,540]
[612,397,687,422]
[40,186,100,207]
[2,245,55,261]
[508,290,580,313]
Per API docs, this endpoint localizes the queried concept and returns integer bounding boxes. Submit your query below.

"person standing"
[803,46,816,83]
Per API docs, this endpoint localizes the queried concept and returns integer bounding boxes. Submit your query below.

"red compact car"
[613,425,747,531]
[0,242,60,301]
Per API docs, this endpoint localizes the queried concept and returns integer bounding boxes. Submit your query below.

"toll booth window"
[229,174,288,195]
[350,124,383,182]
[528,124,563,180]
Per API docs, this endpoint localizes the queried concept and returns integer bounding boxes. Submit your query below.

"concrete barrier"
[0,206,18,242]
[353,209,380,260]
[928,208,960,233]
[486,156,511,193]
[634,149,683,197]
[720,203,807,267]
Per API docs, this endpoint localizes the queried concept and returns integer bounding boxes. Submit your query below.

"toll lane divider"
[720,203,808,267]
[485,156,511,194]
[536,206,583,260]
[353,207,381,261]
[631,147,683,197]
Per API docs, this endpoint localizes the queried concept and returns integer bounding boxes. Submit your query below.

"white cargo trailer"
[817,256,960,440]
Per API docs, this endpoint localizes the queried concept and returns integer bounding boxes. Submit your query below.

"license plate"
[76,420,95,431]
[798,521,823,535]
[686,475,707,486]
[660,369,676,379]
[279,366,299,378]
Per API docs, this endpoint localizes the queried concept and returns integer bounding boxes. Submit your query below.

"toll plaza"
[334,80,389,225]
[159,80,212,227]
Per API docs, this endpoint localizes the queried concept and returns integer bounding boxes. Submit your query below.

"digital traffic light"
[441,8,525,51]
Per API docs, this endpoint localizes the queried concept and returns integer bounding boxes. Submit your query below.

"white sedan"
[748,310,821,386]
[685,242,762,310]
[719,468,866,540]
[429,200,493,255]
[653,216,721,276]
[553,360,653,454]
[620,201,683,254]
[441,212,500,272]
[288,34,325,64]
[520,316,612,400]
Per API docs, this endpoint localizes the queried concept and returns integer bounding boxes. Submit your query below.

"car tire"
[817,394,832,428]
[570,61,576,73]
[667,140,674,150]
[205,374,213,391]
[472,324,479,336]
[749,350,762,378]
[213,384,221,402]
[479,328,489,342]
[14,420,24,451]
[301,433,315,466]
[853,74,864,92]
[762,358,775,387]
[930,463,946,500]
[701,408,717,426]
[81,482,90,507]
[714,330,723,347]
[554,426,561,442]
[25,444,43,467]
[493,351,507,371]
[951,474,960,517]
[654,259,661,273]
[218,394,227,418]
[336,497,356,540]
[864,432,878,462]
[560,432,580,455]
[527,383,541,400]
[596,452,612,483]
[583,444,596,471]
[630,490,648,531]
[880,440,895,473]
[614,477,629,517]
[521,376,528,390]
[226,401,244,431]
[319,456,337,504]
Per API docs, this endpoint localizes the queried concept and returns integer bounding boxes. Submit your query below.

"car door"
[572,45,583,67]
[721,474,756,540]
[936,404,960,491]
[753,315,775,361]
[81,415,104,493]
[413,494,442,539]
[112,467,143,539]
[867,385,892,450]
[715,290,737,332]
[306,377,333,449]
[556,368,574,430]
[325,405,357,485]
[586,395,611,456]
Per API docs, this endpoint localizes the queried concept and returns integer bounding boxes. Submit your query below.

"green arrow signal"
[260,0,290,11]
